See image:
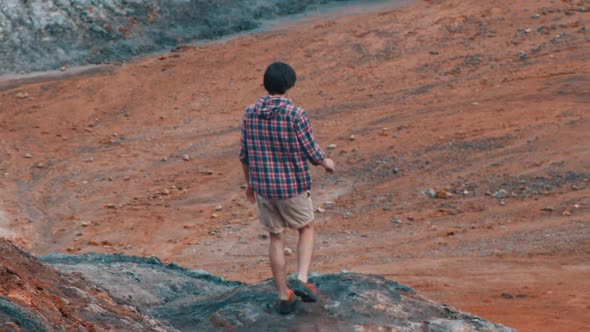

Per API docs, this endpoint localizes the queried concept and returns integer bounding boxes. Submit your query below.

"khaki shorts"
[256,191,315,234]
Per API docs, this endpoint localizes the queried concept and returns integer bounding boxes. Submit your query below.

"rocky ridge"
[0,239,515,331]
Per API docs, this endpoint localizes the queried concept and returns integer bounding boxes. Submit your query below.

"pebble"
[531,13,540,19]
[215,205,223,211]
[60,66,68,72]
[211,213,219,219]
[183,154,190,161]
[349,135,356,141]
[15,92,29,99]
[316,207,326,213]
[393,168,400,174]
[327,144,337,150]
[105,204,116,209]
[519,51,527,60]
[562,211,572,216]
[200,170,214,175]
[23,153,33,158]
[35,163,44,168]
[284,247,293,256]
[391,218,402,225]
[436,189,453,199]
[425,189,436,198]
[494,189,507,199]
[258,234,268,240]
[499,200,506,206]
[462,189,469,195]
[81,221,91,227]
[323,201,335,209]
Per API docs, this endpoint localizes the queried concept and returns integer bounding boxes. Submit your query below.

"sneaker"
[279,289,298,315]
[290,279,319,303]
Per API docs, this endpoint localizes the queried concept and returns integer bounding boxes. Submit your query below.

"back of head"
[264,62,296,95]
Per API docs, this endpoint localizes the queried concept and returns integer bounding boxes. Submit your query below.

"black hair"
[263,62,296,95]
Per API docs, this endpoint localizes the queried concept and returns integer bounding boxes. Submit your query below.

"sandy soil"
[0,0,588,331]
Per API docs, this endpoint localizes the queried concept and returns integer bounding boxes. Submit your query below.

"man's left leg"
[269,231,290,300]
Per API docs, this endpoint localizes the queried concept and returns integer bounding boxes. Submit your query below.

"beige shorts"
[256,191,315,234]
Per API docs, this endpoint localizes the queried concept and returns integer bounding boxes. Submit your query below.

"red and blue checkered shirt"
[240,96,326,199]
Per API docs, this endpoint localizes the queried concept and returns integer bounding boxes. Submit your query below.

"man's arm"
[294,112,335,172]
[241,161,256,203]
[240,116,256,203]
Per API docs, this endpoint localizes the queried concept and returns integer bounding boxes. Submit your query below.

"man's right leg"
[269,231,290,300]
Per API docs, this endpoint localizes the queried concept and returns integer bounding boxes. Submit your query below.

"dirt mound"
[0,239,170,331]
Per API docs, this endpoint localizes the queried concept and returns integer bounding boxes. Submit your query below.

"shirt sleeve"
[294,111,326,166]
[239,115,248,164]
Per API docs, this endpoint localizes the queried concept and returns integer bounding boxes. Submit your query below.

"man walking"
[240,62,335,314]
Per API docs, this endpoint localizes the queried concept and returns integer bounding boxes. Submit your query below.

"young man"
[239,62,335,314]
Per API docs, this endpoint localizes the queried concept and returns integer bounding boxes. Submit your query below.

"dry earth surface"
[0,0,588,331]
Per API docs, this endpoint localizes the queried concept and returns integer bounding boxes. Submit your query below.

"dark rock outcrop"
[43,251,516,331]
[0,238,515,331]
[0,0,386,75]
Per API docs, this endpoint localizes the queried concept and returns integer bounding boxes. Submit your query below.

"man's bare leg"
[296,222,315,283]
[269,231,290,299]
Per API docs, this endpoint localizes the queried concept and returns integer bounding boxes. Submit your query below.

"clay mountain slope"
[0,239,171,331]
[1,238,516,331]
[0,0,588,331]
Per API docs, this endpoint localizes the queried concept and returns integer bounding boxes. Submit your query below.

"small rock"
[499,200,506,206]
[531,13,540,19]
[60,66,68,72]
[446,230,455,236]
[200,170,214,175]
[284,247,293,256]
[462,189,469,195]
[541,207,554,212]
[349,135,356,141]
[316,207,326,213]
[215,205,223,211]
[494,189,507,199]
[323,201,335,209]
[562,211,572,216]
[35,163,44,169]
[501,293,514,299]
[327,144,337,150]
[211,213,219,219]
[15,92,29,99]
[161,188,170,195]
[391,218,402,225]
[425,189,437,198]
[240,184,247,189]
[258,234,268,240]
[436,189,453,199]
[393,168,400,174]
[183,154,190,161]
[519,51,527,60]
[23,153,33,159]
[105,204,117,209]
[81,221,91,227]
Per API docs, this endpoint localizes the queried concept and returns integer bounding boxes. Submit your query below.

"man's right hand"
[322,158,335,173]
[246,186,256,204]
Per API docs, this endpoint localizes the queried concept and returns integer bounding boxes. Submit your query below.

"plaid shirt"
[240,96,326,199]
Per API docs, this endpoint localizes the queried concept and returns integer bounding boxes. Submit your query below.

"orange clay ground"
[0,0,588,331]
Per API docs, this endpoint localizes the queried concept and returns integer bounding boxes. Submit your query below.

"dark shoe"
[279,290,298,315]
[290,279,319,303]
